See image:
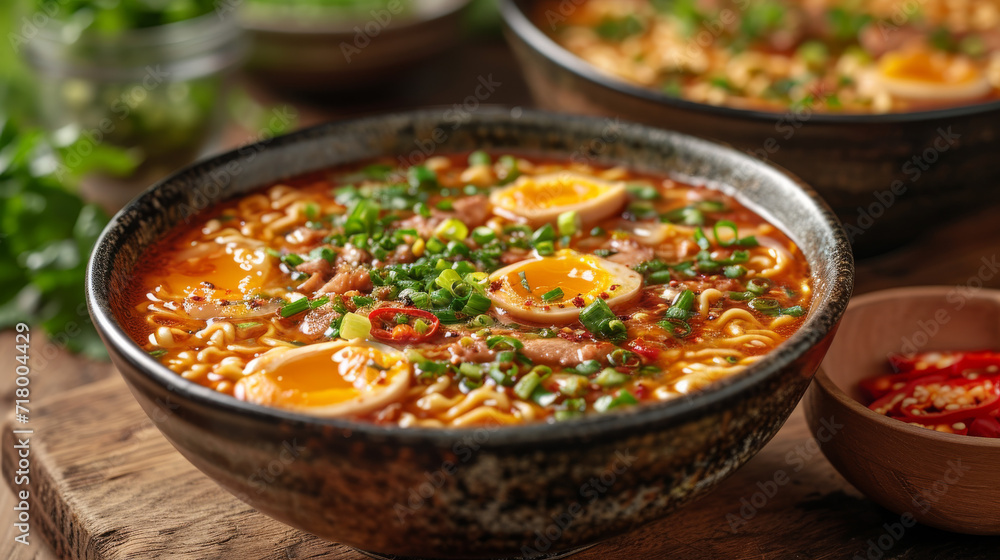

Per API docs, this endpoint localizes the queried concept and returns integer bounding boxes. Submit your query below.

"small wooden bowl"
[805,286,1000,535]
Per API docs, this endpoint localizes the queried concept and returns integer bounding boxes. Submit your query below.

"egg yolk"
[161,245,268,300]
[243,344,405,409]
[493,174,610,211]
[879,49,981,86]
[497,252,615,306]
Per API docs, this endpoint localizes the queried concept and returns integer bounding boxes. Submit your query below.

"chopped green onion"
[407,165,438,189]
[362,163,394,180]
[781,305,805,317]
[436,199,454,211]
[535,241,555,256]
[352,295,373,308]
[557,210,580,236]
[713,220,740,247]
[579,298,626,341]
[309,246,336,263]
[496,350,515,364]
[724,265,747,279]
[749,297,781,316]
[594,390,638,413]
[576,360,602,375]
[148,349,167,358]
[590,226,605,236]
[468,150,491,166]
[469,314,494,328]
[519,270,531,292]
[303,203,319,221]
[461,292,492,316]
[434,218,469,242]
[281,253,305,268]
[693,227,711,250]
[236,322,262,329]
[339,312,372,340]
[608,348,639,367]
[280,297,310,318]
[541,287,564,303]
[514,371,541,400]
[531,223,556,244]
[413,318,431,335]
[531,388,558,407]
[648,270,673,285]
[487,335,524,351]
[458,362,483,381]
[672,290,695,312]
[559,375,587,397]
[594,367,629,387]
[436,269,464,295]
[659,318,692,337]
[626,183,660,200]
[498,155,520,184]
[309,296,330,309]
[747,277,773,296]
[472,226,496,245]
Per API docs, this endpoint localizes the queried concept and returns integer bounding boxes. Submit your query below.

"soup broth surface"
[118,153,812,426]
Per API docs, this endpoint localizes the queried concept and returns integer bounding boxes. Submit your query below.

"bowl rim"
[814,285,1000,449]
[86,106,854,446]
[238,0,471,34]
[499,0,1000,125]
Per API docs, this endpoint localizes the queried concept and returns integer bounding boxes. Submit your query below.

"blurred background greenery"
[0,0,501,358]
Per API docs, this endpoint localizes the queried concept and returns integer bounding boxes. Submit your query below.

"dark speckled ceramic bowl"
[500,0,1000,256]
[86,108,853,558]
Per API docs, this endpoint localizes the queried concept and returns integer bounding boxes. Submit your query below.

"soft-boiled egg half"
[487,249,643,323]
[235,340,411,417]
[158,240,273,318]
[876,47,991,101]
[489,172,627,227]
[163,241,271,300]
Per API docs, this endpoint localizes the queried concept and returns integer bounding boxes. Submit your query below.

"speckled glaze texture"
[87,108,854,558]
[500,0,1000,256]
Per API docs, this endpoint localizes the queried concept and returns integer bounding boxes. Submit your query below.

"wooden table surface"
[4,37,1000,560]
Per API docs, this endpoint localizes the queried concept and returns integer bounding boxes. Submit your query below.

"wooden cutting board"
[3,352,999,560]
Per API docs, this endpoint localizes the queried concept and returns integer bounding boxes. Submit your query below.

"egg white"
[487,250,643,324]
[489,172,627,227]
[876,49,991,101]
[235,340,412,417]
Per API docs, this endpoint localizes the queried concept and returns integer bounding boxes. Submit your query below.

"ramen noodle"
[538,0,1000,112]
[116,154,812,426]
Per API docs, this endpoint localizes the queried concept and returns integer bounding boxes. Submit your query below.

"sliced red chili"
[627,338,664,361]
[863,350,1000,438]
[368,307,440,343]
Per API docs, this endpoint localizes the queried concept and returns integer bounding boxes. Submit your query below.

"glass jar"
[24,12,246,209]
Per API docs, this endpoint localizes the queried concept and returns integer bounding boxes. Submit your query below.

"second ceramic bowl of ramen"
[500,0,1000,256]
[87,108,853,557]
